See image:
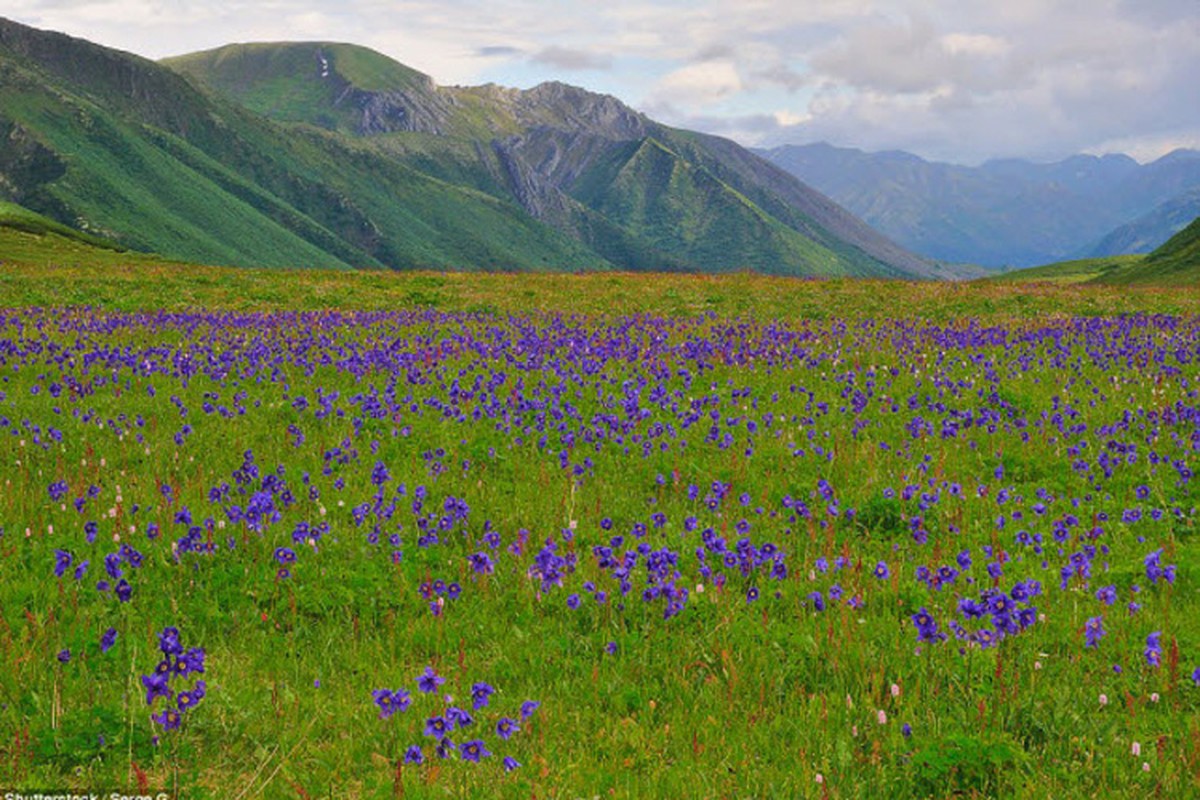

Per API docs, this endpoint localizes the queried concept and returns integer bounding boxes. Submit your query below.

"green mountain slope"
[0,19,611,272]
[1112,215,1200,284]
[1,19,933,278]
[166,41,936,278]
[988,215,1200,285]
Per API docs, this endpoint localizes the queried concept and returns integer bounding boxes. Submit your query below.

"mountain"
[990,213,1200,285]
[0,19,616,272]
[1116,214,1200,284]
[0,20,934,279]
[165,41,939,278]
[1086,188,1200,256]
[757,142,1200,268]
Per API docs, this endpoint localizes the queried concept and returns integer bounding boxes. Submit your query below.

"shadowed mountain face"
[758,142,1200,269]
[0,20,936,278]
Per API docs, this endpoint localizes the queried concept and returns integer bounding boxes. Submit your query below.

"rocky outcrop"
[322,49,456,135]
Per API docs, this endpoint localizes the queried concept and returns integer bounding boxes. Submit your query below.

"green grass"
[3,243,1200,798]
[8,234,1200,319]
[990,254,1143,284]
[0,201,123,249]
[0,264,1197,798]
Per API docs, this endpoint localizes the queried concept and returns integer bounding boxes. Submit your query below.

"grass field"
[2,233,1200,797]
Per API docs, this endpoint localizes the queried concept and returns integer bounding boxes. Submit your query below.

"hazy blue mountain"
[1087,189,1200,256]
[758,142,1200,268]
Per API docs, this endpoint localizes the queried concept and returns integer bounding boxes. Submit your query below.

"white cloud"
[650,60,742,107]
[4,0,1198,162]
[940,32,1010,57]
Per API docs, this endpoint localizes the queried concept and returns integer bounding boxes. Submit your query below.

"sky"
[7,0,1200,164]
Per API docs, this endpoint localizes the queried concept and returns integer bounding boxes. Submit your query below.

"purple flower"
[873,561,890,580]
[53,549,73,578]
[424,716,450,738]
[435,737,455,760]
[1145,631,1163,668]
[100,627,118,653]
[177,647,206,675]
[373,689,406,719]
[1144,549,1176,585]
[416,666,445,693]
[142,672,172,706]
[159,627,183,656]
[404,745,424,764]
[520,700,540,720]
[911,608,942,643]
[470,682,494,710]
[496,717,519,740]
[459,739,490,762]
[503,755,521,772]
[1084,616,1105,648]
[152,707,182,731]
[56,648,70,664]
[469,552,495,574]
[446,707,473,728]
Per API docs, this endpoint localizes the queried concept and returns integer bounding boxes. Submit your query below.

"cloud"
[5,0,1199,162]
[477,45,524,58]
[530,45,611,71]
[648,60,743,107]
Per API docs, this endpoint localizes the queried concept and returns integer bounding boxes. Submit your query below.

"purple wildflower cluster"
[371,666,534,771]
[140,627,207,731]
[11,305,1200,783]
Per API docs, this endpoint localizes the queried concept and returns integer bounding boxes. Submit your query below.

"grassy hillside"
[0,200,124,249]
[163,43,441,135]
[6,226,1200,321]
[989,215,1200,285]
[0,19,613,272]
[988,255,1143,284]
[1108,214,1200,284]
[165,40,935,278]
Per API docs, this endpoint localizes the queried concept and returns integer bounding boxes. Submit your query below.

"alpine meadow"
[2,10,1200,800]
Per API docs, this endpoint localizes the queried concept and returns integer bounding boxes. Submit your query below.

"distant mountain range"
[0,18,944,279]
[757,142,1200,268]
